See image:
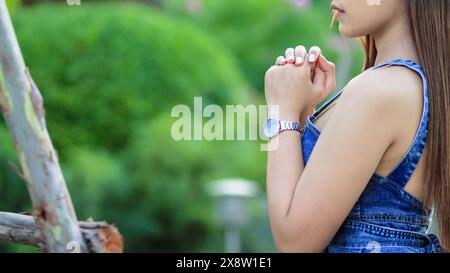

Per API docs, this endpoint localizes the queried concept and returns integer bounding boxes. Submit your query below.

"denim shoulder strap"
[369,59,430,188]
[310,88,345,121]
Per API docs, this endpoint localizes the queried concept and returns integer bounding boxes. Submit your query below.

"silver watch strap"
[279,120,300,133]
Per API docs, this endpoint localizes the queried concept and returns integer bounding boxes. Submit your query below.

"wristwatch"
[263,118,302,139]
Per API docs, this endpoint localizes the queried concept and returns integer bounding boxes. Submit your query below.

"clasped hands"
[265,45,337,124]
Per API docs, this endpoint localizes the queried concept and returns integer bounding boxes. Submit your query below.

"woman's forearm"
[266,113,306,246]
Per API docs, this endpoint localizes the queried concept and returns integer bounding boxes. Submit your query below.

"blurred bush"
[163,0,339,91]
[10,2,251,154]
[6,0,21,10]
[0,129,30,213]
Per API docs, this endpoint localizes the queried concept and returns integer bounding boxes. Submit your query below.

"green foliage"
[11,2,251,154]
[0,127,30,211]
[164,0,339,91]
[61,113,266,252]
[6,0,21,11]
[118,115,221,251]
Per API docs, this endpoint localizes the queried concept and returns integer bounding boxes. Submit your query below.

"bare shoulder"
[340,65,424,116]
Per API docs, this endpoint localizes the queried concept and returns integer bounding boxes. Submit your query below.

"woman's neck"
[372,13,419,66]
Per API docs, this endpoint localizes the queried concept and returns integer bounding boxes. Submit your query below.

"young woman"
[264,0,449,253]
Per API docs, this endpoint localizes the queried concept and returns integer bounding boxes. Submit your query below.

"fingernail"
[295,57,304,65]
[309,53,316,62]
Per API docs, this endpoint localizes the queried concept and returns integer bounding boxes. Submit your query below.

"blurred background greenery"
[0,0,363,252]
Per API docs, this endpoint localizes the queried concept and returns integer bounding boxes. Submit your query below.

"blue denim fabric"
[301,59,441,253]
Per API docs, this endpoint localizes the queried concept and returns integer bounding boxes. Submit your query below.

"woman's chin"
[338,24,363,38]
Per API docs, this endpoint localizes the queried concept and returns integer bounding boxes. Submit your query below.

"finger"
[294,45,307,66]
[308,46,322,80]
[324,61,336,91]
[313,66,326,87]
[317,54,333,73]
[312,71,336,103]
[285,48,295,63]
[312,68,327,100]
[317,55,336,91]
[276,56,287,65]
[308,46,322,63]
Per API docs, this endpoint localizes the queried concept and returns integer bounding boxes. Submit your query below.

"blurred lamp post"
[208,178,260,253]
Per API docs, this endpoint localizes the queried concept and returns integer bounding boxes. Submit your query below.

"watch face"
[264,118,280,138]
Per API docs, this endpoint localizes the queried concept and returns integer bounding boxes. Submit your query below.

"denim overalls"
[301,59,442,253]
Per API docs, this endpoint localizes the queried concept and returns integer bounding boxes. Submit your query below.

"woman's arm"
[266,49,402,252]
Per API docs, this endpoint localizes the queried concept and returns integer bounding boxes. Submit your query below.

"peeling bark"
[0,211,44,249]
[0,212,123,253]
[0,1,89,252]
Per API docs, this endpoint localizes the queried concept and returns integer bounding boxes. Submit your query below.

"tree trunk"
[0,0,87,252]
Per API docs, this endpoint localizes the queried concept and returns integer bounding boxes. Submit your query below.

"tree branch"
[0,212,123,252]
[0,211,43,249]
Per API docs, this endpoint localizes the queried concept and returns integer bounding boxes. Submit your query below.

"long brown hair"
[360,0,450,251]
